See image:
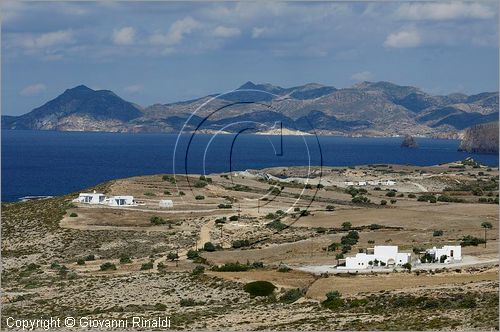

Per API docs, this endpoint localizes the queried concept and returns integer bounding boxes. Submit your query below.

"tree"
[402,262,412,272]
[341,222,352,230]
[481,222,493,247]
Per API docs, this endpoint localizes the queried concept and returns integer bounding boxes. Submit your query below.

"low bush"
[266,219,287,231]
[192,265,205,275]
[212,262,249,272]
[203,242,216,252]
[218,203,232,209]
[100,262,116,271]
[69,212,78,217]
[229,215,239,221]
[322,291,344,309]
[195,195,205,200]
[244,280,276,297]
[194,180,208,188]
[140,261,154,270]
[460,235,486,247]
[119,255,132,264]
[150,216,168,225]
[187,249,199,260]
[433,230,444,237]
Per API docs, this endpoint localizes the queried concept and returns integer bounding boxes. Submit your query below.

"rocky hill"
[2,81,498,136]
[458,122,499,154]
[2,85,143,131]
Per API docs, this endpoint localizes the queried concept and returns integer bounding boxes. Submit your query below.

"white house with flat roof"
[105,196,135,207]
[74,192,135,207]
[425,245,461,263]
[338,245,411,270]
[73,192,106,204]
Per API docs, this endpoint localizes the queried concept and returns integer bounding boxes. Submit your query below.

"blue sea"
[2,130,498,202]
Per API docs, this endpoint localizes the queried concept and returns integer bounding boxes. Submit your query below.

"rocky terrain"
[3,81,498,137]
[459,122,499,154]
[2,162,499,330]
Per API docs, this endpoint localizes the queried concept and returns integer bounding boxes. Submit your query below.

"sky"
[2,1,498,116]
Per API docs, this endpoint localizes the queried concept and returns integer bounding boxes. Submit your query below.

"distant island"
[459,122,499,154]
[401,135,419,148]
[2,81,498,141]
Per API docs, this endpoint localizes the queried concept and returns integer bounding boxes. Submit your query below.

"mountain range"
[2,81,498,137]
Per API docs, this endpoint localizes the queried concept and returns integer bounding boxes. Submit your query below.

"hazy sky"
[2,1,498,116]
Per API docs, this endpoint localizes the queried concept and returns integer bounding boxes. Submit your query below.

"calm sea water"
[2,130,498,202]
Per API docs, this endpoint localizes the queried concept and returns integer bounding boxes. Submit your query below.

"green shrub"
[244,281,276,297]
[322,291,344,309]
[162,174,176,183]
[266,219,287,231]
[218,203,232,209]
[100,262,116,271]
[144,192,156,196]
[119,255,132,264]
[187,249,199,260]
[385,191,396,197]
[341,222,352,230]
[85,254,95,261]
[433,230,444,237]
[179,191,185,196]
[203,242,216,252]
[229,215,239,221]
[232,239,250,249]
[192,265,205,276]
[76,259,85,265]
[180,298,198,307]
[326,205,335,211]
[212,262,249,272]
[460,235,486,247]
[437,195,465,203]
[380,200,387,205]
[194,180,208,188]
[408,193,416,198]
[140,261,154,270]
[195,195,205,200]
[150,216,168,225]
[352,195,370,204]
[280,288,302,304]
[417,194,436,202]
[390,199,397,204]
[69,212,78,217]
[369,224,382,230]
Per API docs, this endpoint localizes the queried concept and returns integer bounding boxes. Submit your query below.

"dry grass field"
[2,160,499,330]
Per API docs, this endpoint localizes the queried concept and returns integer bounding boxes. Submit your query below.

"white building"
[338,246,411,270]
[105,196,135,206]
[159,199,174,208]
[382,180,396,186]
[367,180,380,186]
[73,192,106,204]
[344,181,355,186]
[358,181,367,186]
[425,245,461,263]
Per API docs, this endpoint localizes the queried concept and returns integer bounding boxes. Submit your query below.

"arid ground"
[2,160,499,330]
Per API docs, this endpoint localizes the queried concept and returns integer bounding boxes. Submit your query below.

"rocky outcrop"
[458,122,499,154]
[401,135,419,148]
